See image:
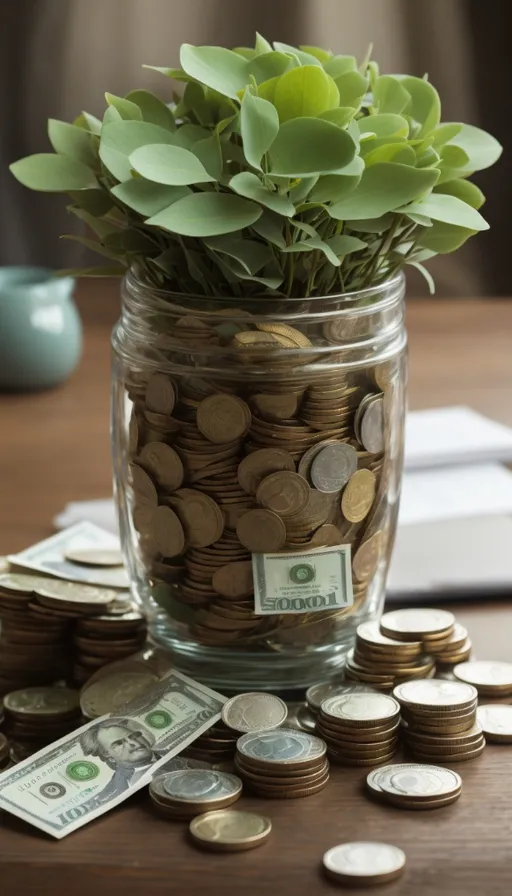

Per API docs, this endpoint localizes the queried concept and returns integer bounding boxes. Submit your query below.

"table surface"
[1,282,512,896]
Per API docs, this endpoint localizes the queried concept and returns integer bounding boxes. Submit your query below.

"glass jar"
[111,269,406,693]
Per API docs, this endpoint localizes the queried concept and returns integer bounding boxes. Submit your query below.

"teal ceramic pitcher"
[0,267,82,391]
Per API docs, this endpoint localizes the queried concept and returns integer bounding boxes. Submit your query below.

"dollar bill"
[252,545,354,615]
[8,521,129,589]
[0,670,226,838]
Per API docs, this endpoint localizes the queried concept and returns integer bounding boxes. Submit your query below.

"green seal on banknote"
[145,710,173,729]
[66,760,100,781]
[289,563,316,585]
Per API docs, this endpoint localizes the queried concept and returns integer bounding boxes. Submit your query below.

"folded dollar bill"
[0,670,226,838]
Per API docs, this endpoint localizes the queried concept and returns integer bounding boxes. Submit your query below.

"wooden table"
[1,283,511,895]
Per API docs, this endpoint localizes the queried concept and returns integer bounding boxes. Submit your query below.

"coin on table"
[380,608,455,640]
[306,681,375,714]
[310,443,358,493]
[0,573,56,597]
[323,841,406,886]
[64,549,124,568]
[393,679,478,711]
[3,687,80,720]
[256,471,310,518]
[34,580,118,606]
[237,448,296,495]
[321,693,400,727]
[196,394,251,444]
[237,728,326,769]
[341,469,376,523]
[222,692,288,733]
[80,670,159,719]
[189,809,271,852]
[477,704,512,743]
[360,396,385,454]
[453,661,512,694]
[236,508,286,552]
[367,763,461,801]
[160,769,242,806]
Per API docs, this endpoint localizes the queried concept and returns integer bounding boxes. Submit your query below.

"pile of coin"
[428,624,472,668]
[316,692,400,766]
[1,687,82,757]
[366,762,462,810]
[394,679,486,762]
[234,728,329,798]
[183,720,239,764]
[127,337,395,651]
[453,660,512,699]
[323,842,406,886]
[149,769,242,820]
[0,572,147,692]
[305,680,374,716]
[346,621,436,690]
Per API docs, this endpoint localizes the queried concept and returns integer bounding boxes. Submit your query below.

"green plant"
[10,36,502,296]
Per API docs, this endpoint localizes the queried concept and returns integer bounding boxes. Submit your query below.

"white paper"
[399,463,512,526]
[404,406,512,470]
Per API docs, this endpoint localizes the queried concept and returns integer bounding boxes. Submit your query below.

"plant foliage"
[10,36,502,296]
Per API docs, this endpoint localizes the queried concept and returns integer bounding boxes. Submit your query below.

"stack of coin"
[2,687,82,755]
[149,769,242,820]
[366,762,462,810]
[0,573,72,693]
[453,660,512,699]
[235,728,329,798]
[429,624,472,669]
[72,606,147,685]
[305,681,375,717]
[316,692,400,766]
[394,679,486,762]
[323,842,406,886]
[346,621,436,691]
[379,608,456,652]
[183,720,240,764]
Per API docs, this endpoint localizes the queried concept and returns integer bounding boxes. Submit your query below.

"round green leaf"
[105,93,142,121]
[309,173,361,203]
[324,55,357,79]
[247,52,292,84]
[146,192,262,236]
[364,144,416,166]
[318,107,356,127]
[47,120,98,170]
[334,71,368,107]
[328,162,440,220]
[257,77,280,103]
[240,92,279,170]
[179,44,249,99]
[418,221,476,254]
[299,45,333,64]
[129,144,214,185]
[373,75,410,114]
[273,65,340,122]
[10,153,97,191]
[229,171,295,216]
[358,114,409,139]
[111,179,190,216]
[99,121,176,182]
[400,76,440,136]
[273,42,323,66]
[395,192,488,230]
[268,118,356,176]
[125,90,176,130]
[444,123,503,172]
[433,178,485,210]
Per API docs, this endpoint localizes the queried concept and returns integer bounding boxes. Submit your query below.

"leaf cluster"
[10,36,502,296]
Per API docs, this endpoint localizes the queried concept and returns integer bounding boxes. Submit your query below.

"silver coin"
[356,620,422,650]
[380,608,455,637]
[477,704,512,741]
[368,763,461,799]
[321,693,400,723]
[310,443,358,493]
[393,679,478,709]
[306,681,375,713]
[454,661,512,689]
[284,703,317,732]
[161,770,242,803]
[221,692,288,733]
[323,842,406,884]
[237,728,326,765]
[360,396,384,454]
[156,757,213,775]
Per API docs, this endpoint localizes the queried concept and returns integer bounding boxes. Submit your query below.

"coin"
[453,661,512,694]
[212,561,254,599]
[64,549,124,568]
[352,532,383,581]
[80,670,158,719]
[321,693,400,727]
[310,443,358,493]
[222,693,288,733]
[160,769,242,804]
[393,679,478,711]
[476,705,512,742]
[3,687,79,720]
[368,763,461,800]
[245,773,330,799]
[306,681,375,713]
[172,490,224,548]
[189,809,271,852]
[323,841,406,886]
[237,728,326,768]
[150,505,186,557]
[130,463,158,506]
[284,703,317,733]
[341,469,376,522]
[157,757,213,774]
[380,608,455,640]
[360,396,385,454]
[197,394,251,443]
[237,448,296,494]
[145,373,176,415]
[236,509,286,552]
[139,442,184,491]
[256,471,310,517]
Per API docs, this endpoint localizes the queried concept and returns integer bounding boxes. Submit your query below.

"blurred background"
[0,0,508,297]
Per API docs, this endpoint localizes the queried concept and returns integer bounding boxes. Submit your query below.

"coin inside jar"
[310,443,358,493]
[323,841,406,886]
[222,692,288,733]
[255,471,310,517]
[189,809,272,852]
[196,394,251,443]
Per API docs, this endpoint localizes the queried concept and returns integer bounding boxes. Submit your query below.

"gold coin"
[236,508,286,552]
[251,393,300,421]
[212,561,254,599]
[189,809,272,852]
[237,448,296,495]
[173,489,224,548]
[323,842,406,886]
[342,469,376,523]
[139,442,184,491]
[256,322,312,347]
[196,394,251,443]
[256,471,310,518]
[352,532,384,582]
[145,373,176,415]
[245,772,330,799]
[477,704,512,743]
